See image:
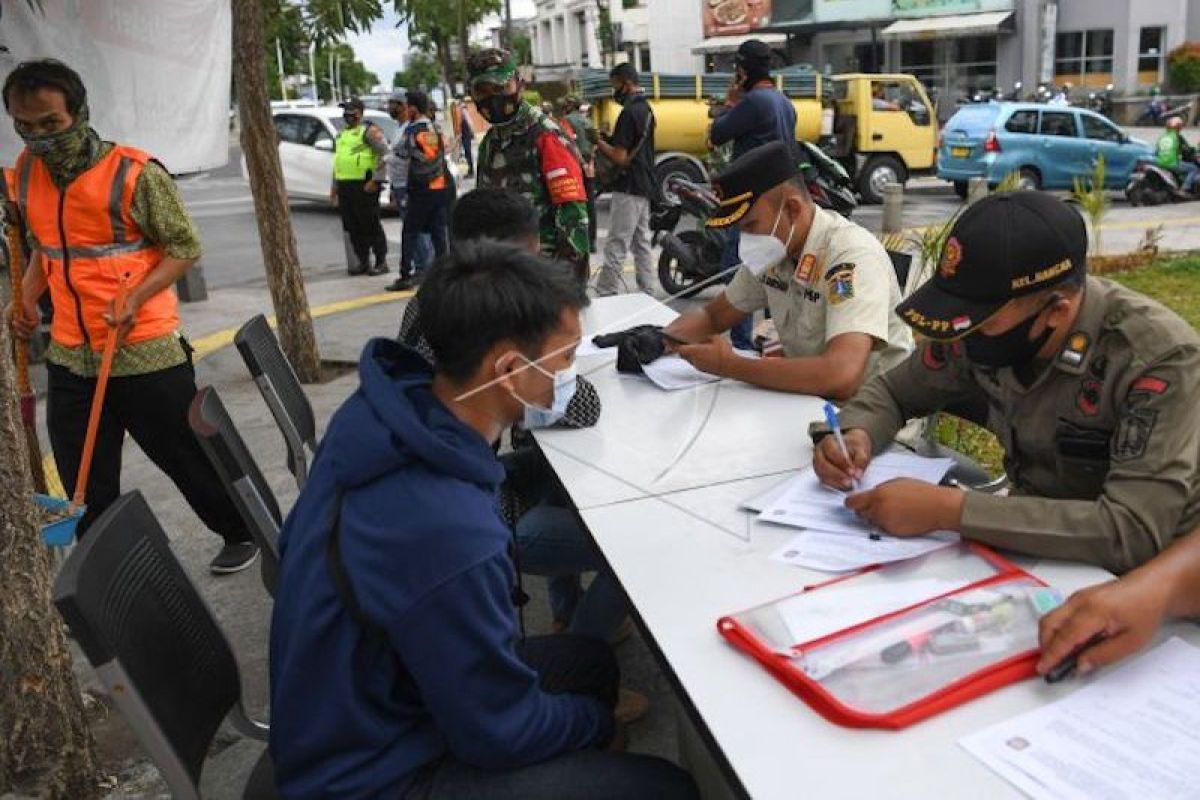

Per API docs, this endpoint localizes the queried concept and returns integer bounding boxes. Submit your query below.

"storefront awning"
[881,11,1014,41]
[692,32,787,55]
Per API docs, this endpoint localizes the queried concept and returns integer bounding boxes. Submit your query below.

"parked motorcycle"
[1126,158,1199,206]
[654,142,859,298]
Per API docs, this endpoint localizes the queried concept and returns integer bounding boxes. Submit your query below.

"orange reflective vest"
[14,145,177,350]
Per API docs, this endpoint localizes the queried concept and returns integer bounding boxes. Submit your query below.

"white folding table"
[535,294,1200,799]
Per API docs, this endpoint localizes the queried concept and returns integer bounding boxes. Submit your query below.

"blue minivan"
[937,103,1154,197]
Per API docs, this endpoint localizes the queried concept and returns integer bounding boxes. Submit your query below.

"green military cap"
[467,48,517,88]
[707,141,800,229]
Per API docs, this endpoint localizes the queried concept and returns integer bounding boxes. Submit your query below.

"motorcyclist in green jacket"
[1156,116,1200,193]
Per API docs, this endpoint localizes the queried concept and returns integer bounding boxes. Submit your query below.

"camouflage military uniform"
[476,102,590,276]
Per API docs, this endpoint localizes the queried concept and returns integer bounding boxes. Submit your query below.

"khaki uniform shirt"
[725,207,913,380]
[838,277,1200,573]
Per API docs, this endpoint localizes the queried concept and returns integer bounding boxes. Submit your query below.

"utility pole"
[276,38,287,100]
[328,49,335,101]
[505,0,513,49]
[308,41,318,102]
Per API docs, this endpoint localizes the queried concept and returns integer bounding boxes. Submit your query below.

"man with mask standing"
[386,90,451,292]
[594,63,656,297]
[385,90,433,277]
[815,192,1200,575]
[663,142,912,397]
[331,96,389,276]
[4,59,257,573]
[708,39,797,349]
[466,49,590,284]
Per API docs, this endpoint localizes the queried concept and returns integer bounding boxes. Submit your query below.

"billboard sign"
[703,0,774,37]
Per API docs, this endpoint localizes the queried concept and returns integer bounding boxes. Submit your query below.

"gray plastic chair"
[188,386,282,595]
[234,314,317,489]
[53,491,276,800]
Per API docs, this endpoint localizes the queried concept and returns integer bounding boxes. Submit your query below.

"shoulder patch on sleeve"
[824,263,856,305]
[1113,406,1158,462]
[536,131,587,205]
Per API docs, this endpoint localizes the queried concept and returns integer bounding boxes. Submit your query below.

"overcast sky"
[347,1,537,90]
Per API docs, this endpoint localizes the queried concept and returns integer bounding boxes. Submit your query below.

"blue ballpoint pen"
[822,402,860,492]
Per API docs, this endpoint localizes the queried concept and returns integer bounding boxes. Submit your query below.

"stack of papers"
[961,637,1200,800]
[641,355,721,391]
[756,452,959,572]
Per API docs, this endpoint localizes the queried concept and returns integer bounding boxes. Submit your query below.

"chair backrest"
[234,314,317,489]
[188,386,282,594]
[53,491,240,800]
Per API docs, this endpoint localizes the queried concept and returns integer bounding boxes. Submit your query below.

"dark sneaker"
[386,277,414,292]
[210,542,259,575]
[367,262,389,276]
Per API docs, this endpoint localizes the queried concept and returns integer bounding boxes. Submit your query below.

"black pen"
[1044,632,1106,683]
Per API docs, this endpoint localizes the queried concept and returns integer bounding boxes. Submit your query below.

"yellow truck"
[581,69,937,204]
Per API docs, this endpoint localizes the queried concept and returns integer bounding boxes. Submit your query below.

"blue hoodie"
[269,339,612,798]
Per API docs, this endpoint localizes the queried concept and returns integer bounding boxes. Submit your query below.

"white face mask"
[737,202,795,276]
[511,357,578,429]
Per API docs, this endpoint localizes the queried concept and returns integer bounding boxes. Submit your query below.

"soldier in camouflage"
[467,49,591,283]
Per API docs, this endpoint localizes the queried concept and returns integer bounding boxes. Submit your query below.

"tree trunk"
[231,0,324,383]
[457,1,471,91]
[0,320,98,797]
[433,29,455,99]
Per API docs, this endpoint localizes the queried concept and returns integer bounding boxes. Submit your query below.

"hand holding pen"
[814,403,871,491]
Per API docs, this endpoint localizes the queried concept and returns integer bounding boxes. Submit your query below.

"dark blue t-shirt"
[710,84,798,160]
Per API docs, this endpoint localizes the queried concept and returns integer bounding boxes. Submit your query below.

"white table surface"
[538,294,826,511]
[536,296,1200,799]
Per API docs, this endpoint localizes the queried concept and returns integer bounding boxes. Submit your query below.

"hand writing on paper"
[677,335,734,377]
[1037,574,1170,677]
[844,479,963,536]
[813,428,872,490]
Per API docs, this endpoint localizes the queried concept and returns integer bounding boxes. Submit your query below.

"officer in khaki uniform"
[664,142,912,398]
[815,192,1200,574]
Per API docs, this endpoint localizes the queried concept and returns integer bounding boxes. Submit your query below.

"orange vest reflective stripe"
[15,145,177,350]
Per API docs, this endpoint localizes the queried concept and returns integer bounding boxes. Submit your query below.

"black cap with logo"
[896,192,1087,341]
[706,141,800,229]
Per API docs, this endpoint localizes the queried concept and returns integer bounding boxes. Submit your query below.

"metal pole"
[308,41,318,102]
[505,0,513,49]
[328,50,335,101]
[882,182,904,234]
[335,56,343,100]
[276,39,287,100]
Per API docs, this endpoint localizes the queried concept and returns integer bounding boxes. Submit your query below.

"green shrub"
[1168,42,1200,92]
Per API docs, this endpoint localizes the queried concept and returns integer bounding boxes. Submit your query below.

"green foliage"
[393,52,442,91]
[393,0,502,86]
[1071,156,1109,255]
[263,2,381,100]
[1168,42,1200,93]
[513,32,533,66]
[907,208,962,288]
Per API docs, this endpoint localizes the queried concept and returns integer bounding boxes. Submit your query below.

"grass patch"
[936,254,1200,474]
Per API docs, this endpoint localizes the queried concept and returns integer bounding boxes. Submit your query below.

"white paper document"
[775,577,970,645]
[641,355,721,391]
[759,453,955,537]
[960,637,1200,800]
[575,336,615,359]
[740,474,803,513]
[769,529,959,573]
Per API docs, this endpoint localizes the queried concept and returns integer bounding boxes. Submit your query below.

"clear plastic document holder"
[718,543,1047,729]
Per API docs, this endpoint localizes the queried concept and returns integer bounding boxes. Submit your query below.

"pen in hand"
[1044,632,1107,683]
[823,402,860,492]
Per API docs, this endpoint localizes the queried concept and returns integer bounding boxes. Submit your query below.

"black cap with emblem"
[706,141,800,229]
[896,191,1087,341]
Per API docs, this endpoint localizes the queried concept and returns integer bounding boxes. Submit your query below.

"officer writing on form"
[662,141,912,398]
[815,192,1200,574]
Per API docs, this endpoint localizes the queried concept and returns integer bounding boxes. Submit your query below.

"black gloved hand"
[592,324,667,375]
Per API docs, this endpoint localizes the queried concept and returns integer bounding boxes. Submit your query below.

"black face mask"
[343,113,359,126]
[612,86,628,105]
[964,302,1055,369]
[478,92,520,125]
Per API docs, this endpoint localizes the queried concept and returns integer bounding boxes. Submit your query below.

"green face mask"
[21,105,94,171]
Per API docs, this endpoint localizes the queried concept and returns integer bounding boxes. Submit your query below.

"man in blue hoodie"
[270,240,698,799]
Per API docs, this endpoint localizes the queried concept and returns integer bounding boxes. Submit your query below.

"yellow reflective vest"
[334,124,377,180]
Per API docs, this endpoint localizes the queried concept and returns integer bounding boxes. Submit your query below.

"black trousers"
[584,174,597,252]
[336,179,388,267]
[401,188,450,278]
[46,359,251,544]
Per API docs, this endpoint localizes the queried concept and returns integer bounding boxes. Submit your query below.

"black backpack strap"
[325,490,390,645]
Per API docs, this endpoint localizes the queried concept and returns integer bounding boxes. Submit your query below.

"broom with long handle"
[5,200,47,494]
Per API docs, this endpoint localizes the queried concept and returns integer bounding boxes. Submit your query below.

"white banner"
[0,0,231,174]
